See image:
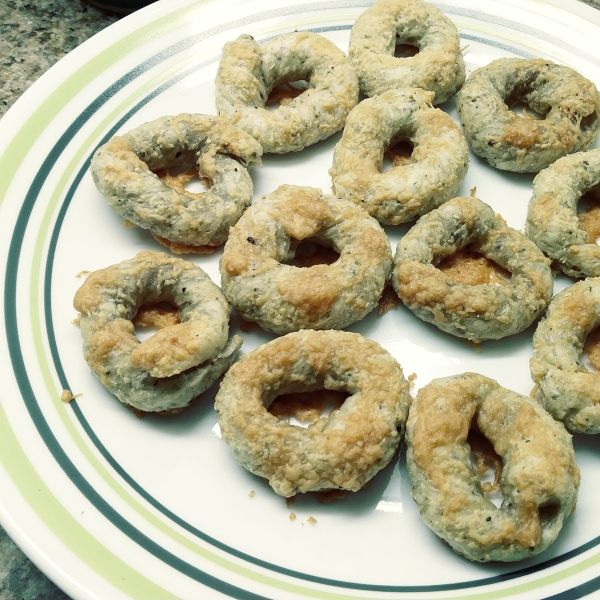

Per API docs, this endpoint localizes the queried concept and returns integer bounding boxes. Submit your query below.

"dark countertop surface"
[0,0,598,598]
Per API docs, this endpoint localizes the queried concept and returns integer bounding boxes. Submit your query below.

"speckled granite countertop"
[0,0,599,598]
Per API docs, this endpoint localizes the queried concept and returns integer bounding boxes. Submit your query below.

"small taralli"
[457,58,600,172]
[329,88,469,225]
[530,278,600,433]
[348,0,465,104]
[392,196,553,342]
[73,251,242,413]
[215,32,359,154]
[220,184,392,333]
[214,330,411,497]
[527,148,600,278]
[90,113,262,248]
[406,373,580,562]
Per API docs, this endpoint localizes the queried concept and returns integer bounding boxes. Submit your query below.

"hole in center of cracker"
[285,237,340,267]
[268,389,348,428]
[468,429,504,507]
[266,80,308,110]
[438,245,511,286]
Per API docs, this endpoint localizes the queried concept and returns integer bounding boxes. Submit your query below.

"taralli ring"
[530,278,600,433]
[329,88,469,225]
[74,251,242,413]
[527,149,600,278]
[215,330,411,497]
[220,184,392,333]
[457,58,600,172]
[215,32,359,154]
[407,373,580,562]
[348,0,465,104]
[90,113,262,248]
[392,196,553,341]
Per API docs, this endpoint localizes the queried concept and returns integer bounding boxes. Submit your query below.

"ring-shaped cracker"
[457,58,600,172]
[392,196,553,341]
[220,185,392,333]
[74,251,242,413]
[215,32,359,154]
[215,330,411,497]
[406,373,579,562]
[329,88,469,225]
[348,0,465,104]
[531,278,600,433]
[527,149,600,278]
[90,114,263,247]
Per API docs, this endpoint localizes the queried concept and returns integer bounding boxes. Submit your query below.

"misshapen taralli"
[393,196,553,342]
[457,58,600,172]
[220,185,392,333]
[215,330,411,497]
[74,251,242,413]
[530,278,600,433]
[215,32,359,154]
[527,148,600,278]
[348,0,465,104]
[407,373,580,562]
[90,113,262,248]
[329,88,468,225]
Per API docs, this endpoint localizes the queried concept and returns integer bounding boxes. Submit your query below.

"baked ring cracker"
[407,373,579,562]
[348,0,465,104]
[220,184,392,333]
[329,88,469,225]
[392,196,553,341]
[215,32,359,154]
[457,58,600,172]
[74,251,242,413]
[215,330,411,497]
[527,149,600,278]
[90,113,262,247]
[531,278,600,433]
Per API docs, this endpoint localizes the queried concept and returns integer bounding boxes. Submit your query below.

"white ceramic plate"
[1,0,600,598]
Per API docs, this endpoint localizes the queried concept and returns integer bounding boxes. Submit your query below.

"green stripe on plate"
[0,403,179,599]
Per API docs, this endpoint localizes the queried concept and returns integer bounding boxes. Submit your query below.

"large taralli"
[73,251,242,413]
[348,0,465,104]
[215,32,359,154]
[406,373,580,562]
[90,113,262,248]
[214,330,411,497]
[392,196,553,342]
[219,184,392,333]
[527,149,600,278]
[457,58,600,172]
[530,278,600,433]
[329,88,469,225]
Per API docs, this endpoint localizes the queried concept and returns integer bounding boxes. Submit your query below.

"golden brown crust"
[74,251,242,412]
[393,196,553,341]
[215,330,411,497]
[219,185,392,333]
[407,373,579,562]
